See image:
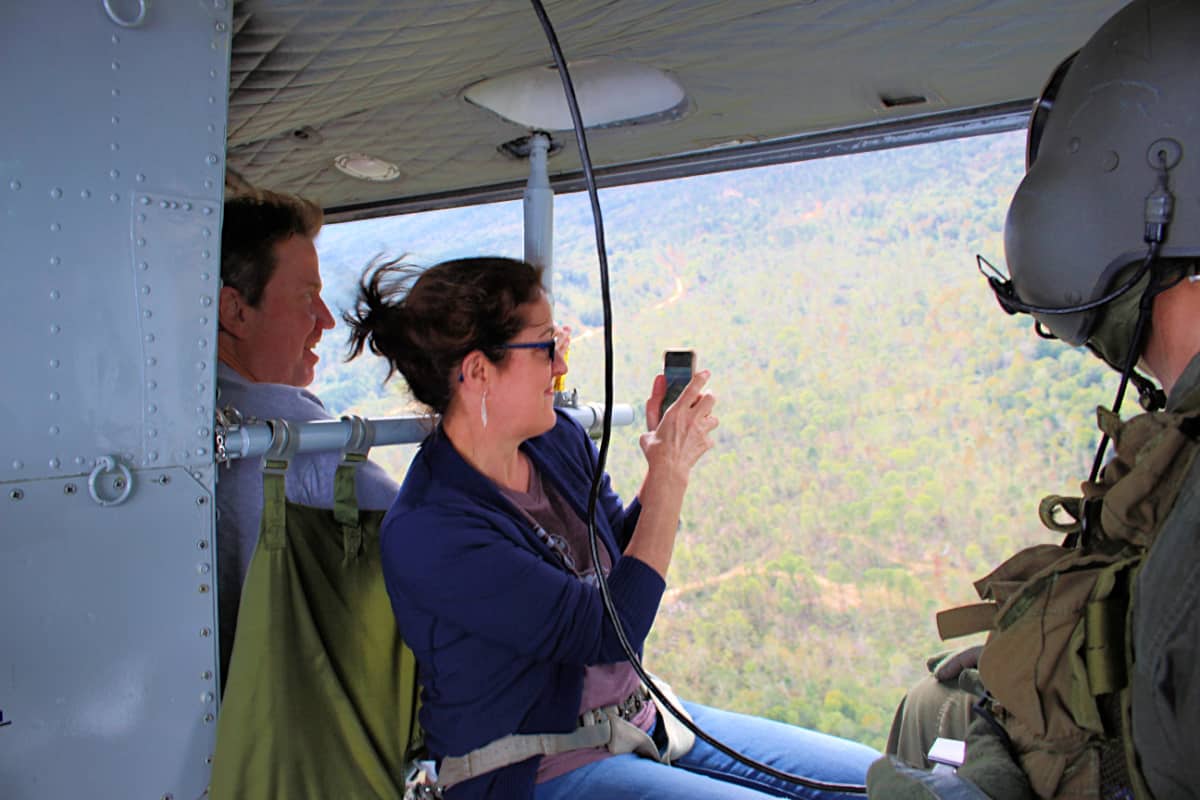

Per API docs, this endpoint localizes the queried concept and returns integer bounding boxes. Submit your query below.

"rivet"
[197,361,206,371]
[200,272,210,281]
[50,188,62,199]
[198,540,208,550]
[140,196,151,205]
[111,116,119,126]
[197,427,210,437]
[148,403,158,414]
[202,249,211,259]
[204,179,214,189]
[148,428,158,438]
[203,713,215,723]
[144,333,154,343]
[110,143,119,152]
[111,88,120,97]
[202,228,212,239]
[215,21,227,31]
[49,425,60,435]
[11,460,22,469]
[1101,151,1120,172]
[143,310,152,319]
[207,124,216,134]
[202,207,213,215]
[197,496,208,506]
[10,489,24,500]
[198,584,209,594]
[140,262,149,270]
[200,296,212,307]
[136,173,146,183]
[49,256,60,266]
[198,337,208,348]
[49,324,60,334]
[184,202,193,211]
[9,180,21,191]
[75,456,87,466]
[137,213,145,222]
[198,563,211,575]
[163,794,173,800]
[109,171,119,181]
[205,756,214,765]
[142,286,151,295]
[49,391,59,401]
[200,317,209,325]
[148,451,158,462]
[147,380,157,390]
[156,474,170,485]
[49,458,61,469]
[64,483,77,495]
[197,383,206,393]
[207,96,216,105]
[109,193,119,203]
[1068,137,1081,154]
[49,359,60,368]
[146,357,157,366]
[49,289,60,300]
[200,627,211,638]
[112,477,126,490]
[160,200,169,209]
[50,222,61,232]
[136,237,146,247]
[111,33,119,44]
[196,448,208,457]
[81,189,92,199]
[111,61,120,71]
[202,691,215,703]
[202,670,213,680]
[206,154,219,166]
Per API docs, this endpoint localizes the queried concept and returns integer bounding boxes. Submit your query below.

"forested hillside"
[311,130,1117,750]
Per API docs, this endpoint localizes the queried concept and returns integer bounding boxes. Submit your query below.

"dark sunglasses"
[1026,51,1078,170]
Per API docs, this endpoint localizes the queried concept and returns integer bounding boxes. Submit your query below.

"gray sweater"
[214,362,399,680]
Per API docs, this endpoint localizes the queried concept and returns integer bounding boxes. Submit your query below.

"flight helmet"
[999,0,1200,371]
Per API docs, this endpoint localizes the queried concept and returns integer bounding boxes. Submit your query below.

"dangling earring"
[481,391,488,428]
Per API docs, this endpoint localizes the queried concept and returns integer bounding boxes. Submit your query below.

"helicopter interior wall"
[1,3,231,797]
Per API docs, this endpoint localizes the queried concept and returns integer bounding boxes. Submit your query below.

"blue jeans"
[534,701,878,800]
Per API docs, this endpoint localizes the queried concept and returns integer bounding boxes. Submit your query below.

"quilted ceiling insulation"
[226,0,1128,218]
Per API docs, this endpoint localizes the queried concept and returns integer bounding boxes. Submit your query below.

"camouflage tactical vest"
[936,393,1200,800]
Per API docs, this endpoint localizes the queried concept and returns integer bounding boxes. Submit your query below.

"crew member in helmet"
[869,1,1200,797]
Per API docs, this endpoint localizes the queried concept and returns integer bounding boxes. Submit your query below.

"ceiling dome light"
[464,58,688,131]
[333,153,402,182]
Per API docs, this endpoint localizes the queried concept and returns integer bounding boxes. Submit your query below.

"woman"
[346,256,877,799]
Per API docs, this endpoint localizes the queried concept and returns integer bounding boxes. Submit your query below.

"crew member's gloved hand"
[928,645,982,682]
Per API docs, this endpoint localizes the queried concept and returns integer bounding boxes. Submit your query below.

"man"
[870,1,1200,797]
[215,190,399,681]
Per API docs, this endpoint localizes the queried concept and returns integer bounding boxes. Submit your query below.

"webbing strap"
[260,418,300,551]
[437,718,614,790]
[437,691,666,790]
[936,603,997,641]
[334,415,374,565]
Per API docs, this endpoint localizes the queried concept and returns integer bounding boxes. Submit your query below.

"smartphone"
[660,349,695,419]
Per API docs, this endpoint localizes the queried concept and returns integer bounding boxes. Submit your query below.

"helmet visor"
[1026,52,1078,170]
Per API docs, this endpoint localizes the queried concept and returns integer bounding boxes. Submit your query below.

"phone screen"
[661,350,695,418]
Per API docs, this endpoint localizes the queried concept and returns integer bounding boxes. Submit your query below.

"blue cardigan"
[381,410,666,799]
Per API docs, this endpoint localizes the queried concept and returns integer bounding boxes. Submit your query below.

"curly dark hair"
[344,256,545,414]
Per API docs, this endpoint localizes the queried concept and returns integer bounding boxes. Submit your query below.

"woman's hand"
[640,370,718,480]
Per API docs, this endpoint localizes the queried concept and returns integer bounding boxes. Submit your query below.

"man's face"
[235,234,335,387]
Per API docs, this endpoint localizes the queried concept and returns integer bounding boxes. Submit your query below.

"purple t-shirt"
[499,466,657,783]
